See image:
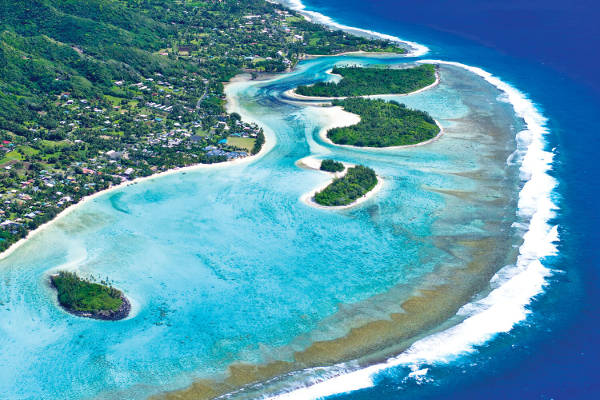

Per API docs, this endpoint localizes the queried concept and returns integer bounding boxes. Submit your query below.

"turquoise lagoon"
[0,56,524,399]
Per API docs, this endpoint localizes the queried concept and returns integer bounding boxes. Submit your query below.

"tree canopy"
[314,165,377,206]
[51,271,123,313]
[320,159,344,172]
[296,64,436,97]
[327,98,439,147]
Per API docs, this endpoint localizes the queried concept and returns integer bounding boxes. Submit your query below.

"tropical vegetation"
[314,165,377,206]
[320,159,344,172]
[327,98,439,147]
[50,271,124,314]
[296,64,435,97]
[0,0,403,251]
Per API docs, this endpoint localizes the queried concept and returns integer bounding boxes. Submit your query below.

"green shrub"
[320,159,344,172]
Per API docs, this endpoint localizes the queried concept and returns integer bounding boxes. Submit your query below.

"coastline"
[272,0,429,57]
[299,50,407,60]
[0,74,275,263]
[147,18,555,400]
[315,106,444,151]
[156,12,557,400]
[263,62,559,400]
[0,0,428,263]
[297,156,384,210]
[283,69,441,101]
[0,1,561,399]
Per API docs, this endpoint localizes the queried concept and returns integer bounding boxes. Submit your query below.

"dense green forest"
[0,0,404,251]
[0,0,405,128]
[327,98,440,147]
[320,159,344,172]
[51,271,124,314]
[314,165,377,206]
[296,64,436,97]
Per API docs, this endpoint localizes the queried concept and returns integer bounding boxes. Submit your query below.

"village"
[0,0,401,250]
[0,73,264,248]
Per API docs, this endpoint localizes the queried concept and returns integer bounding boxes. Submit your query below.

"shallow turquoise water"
[0,57,522,399]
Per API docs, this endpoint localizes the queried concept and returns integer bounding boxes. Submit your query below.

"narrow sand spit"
[297,156,384,210]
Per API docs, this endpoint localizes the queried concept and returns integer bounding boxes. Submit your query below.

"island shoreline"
[49,274,132,321]
[0,20,421,263]
[273,0,429,57]
[157,7,556,400]
[283,69,440,101]
[315,107,444,151]
[0,2,554,399]
[297,157,384,210]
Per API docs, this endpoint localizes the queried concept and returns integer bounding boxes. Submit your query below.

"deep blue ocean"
[294,0,600,399]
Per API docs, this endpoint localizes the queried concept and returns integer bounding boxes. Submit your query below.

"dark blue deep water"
[297,0,600,399]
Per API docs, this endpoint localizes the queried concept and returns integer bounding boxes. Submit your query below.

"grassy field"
[0,150,22,165]
[227,136,256,152]
[18,145,39,157]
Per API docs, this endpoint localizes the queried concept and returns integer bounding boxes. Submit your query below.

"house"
[105,150,122,160]
[0,220,20,229]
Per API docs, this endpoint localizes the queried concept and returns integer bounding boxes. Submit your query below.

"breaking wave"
[261,60,558,400]
[271,0,429,57]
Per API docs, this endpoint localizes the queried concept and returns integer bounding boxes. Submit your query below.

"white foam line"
[266,61,559,399]
[272,0,429,57]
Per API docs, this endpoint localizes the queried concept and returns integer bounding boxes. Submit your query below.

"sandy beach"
[0,63,439,262]
[309,104,444,151]
[320,115,444,150]
[284,0,429,57]
[299,50,407,60]
[0,154,270,262]
[0,75,275,262]
[297,156,384,210]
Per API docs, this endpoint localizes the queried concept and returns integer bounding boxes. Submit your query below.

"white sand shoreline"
[313,105,444,151]
[297,156,384,210]
[0,75,275,262]
[300,50,407,60]
[0,154,268,262]
[0,62,439,261]
[283,70,440,102]
[274,0,429,57]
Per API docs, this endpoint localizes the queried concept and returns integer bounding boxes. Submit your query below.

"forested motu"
[50,271,130,320]
[0,0,404,251]
[296,64,436,97]
[327,98,440,147]
[314,165,377,206]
